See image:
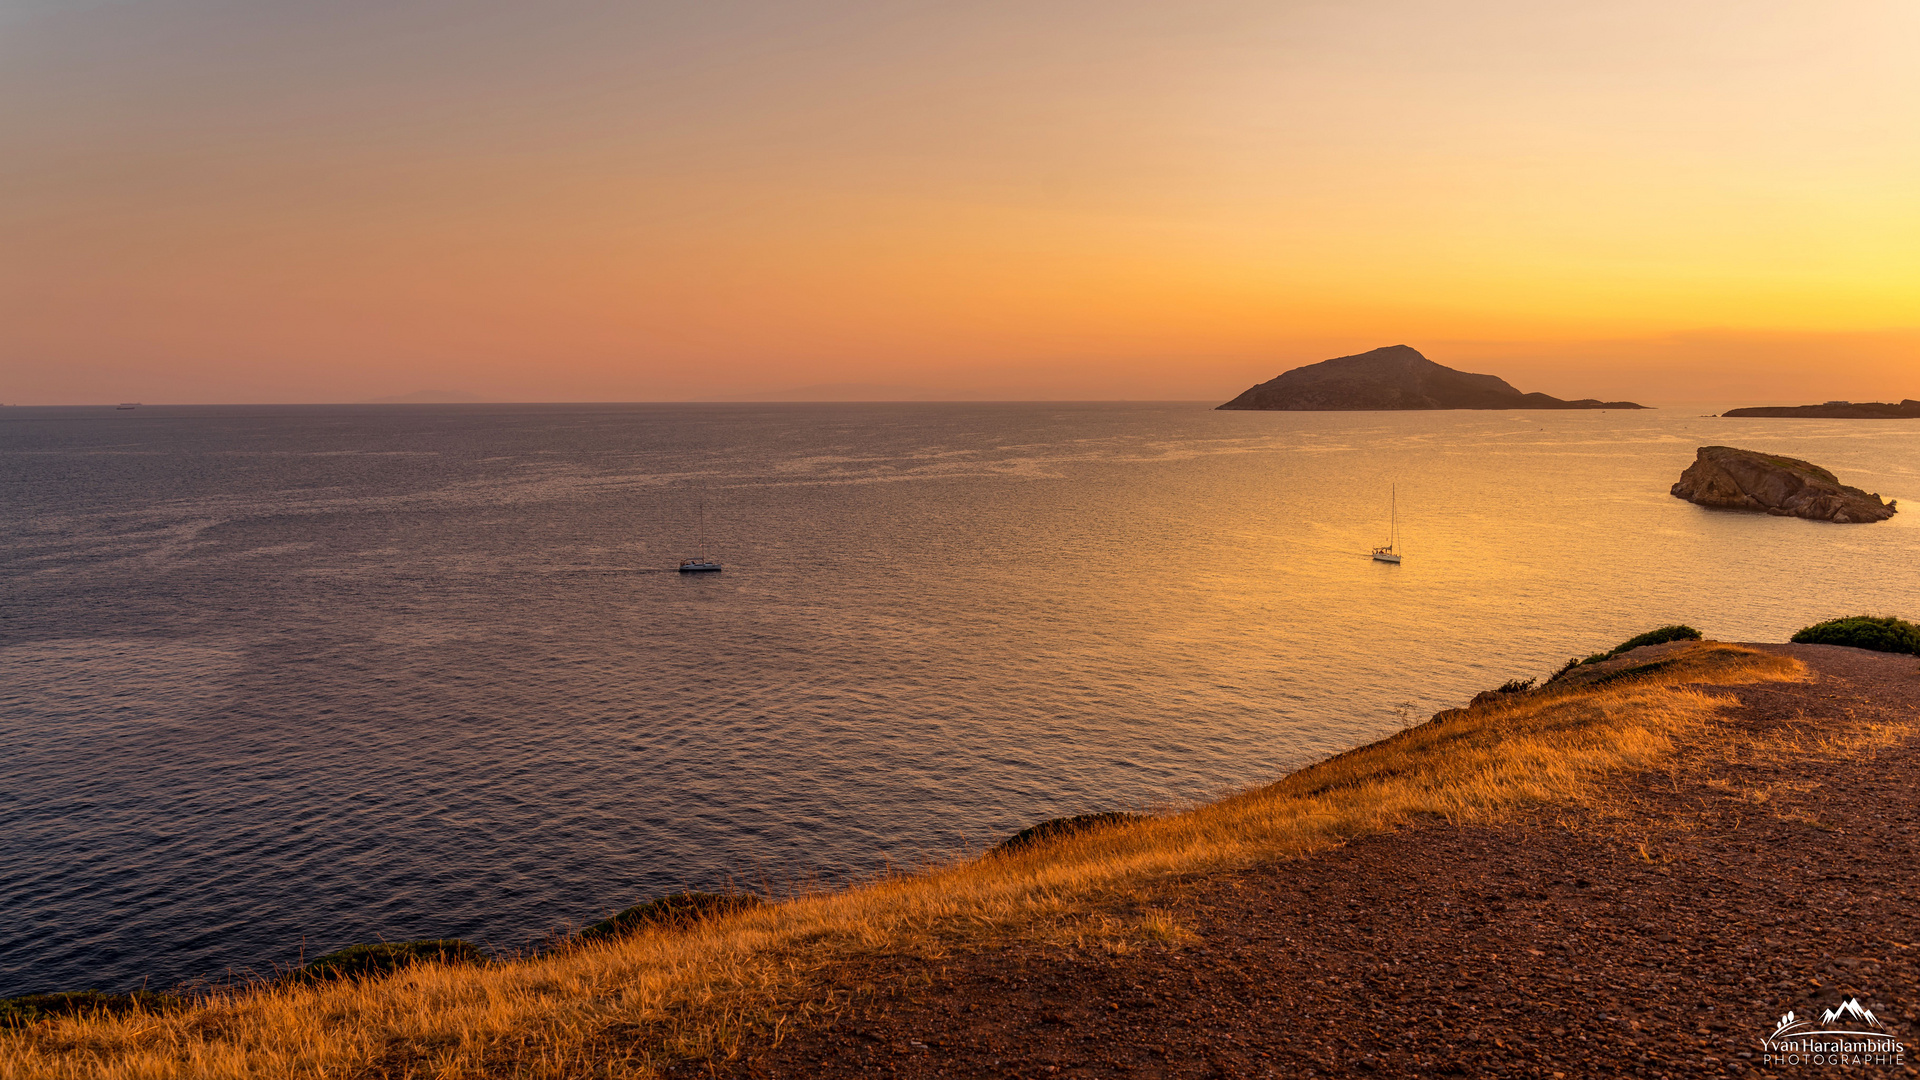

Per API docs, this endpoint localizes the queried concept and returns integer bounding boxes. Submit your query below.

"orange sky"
[3,0,1917,404]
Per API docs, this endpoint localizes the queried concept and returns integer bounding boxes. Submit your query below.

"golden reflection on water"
[0,402,1915,994]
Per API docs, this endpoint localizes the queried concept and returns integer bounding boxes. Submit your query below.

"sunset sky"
[4,0,1917,404]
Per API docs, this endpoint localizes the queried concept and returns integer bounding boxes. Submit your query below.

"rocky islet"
[1670,445,1896,523]
[1217,345,1646,411]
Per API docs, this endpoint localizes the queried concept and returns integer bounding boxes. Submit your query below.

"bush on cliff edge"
[1791,616,1920,655]
[1609,625,1705,654]
[577,892,763,942]
[293,939,486,983]
[1551,625,1703,681]
[993,812,1148,854]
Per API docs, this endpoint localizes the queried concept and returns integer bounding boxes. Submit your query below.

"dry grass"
[1,642,1805,1079]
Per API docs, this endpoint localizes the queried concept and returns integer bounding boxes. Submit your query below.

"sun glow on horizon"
[3,0,1916,404]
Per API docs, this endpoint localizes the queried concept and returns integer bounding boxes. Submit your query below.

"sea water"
[2,402,1916,995]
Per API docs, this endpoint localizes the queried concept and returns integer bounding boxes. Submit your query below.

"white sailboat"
[1371,485,1402,564]
[678,491,722,573]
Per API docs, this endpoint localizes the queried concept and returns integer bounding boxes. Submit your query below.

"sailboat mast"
[677,483,724,572]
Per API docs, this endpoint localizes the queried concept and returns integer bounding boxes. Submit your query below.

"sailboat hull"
[1371,552,1401,564]
[678,560,722,573]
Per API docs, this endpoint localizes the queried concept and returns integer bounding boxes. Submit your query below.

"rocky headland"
[11,634,1920,1078]
[1670,445,1896,523]
[730,642,1920,1079]
[1724,399,1920,419]
[1217,345,1646,411]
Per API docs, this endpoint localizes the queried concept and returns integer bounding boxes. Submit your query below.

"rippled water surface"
[3,402,1917,995]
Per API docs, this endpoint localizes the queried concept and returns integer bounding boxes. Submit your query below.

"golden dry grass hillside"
[1,641,1804,1079]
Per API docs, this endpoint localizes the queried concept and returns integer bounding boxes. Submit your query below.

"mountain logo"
[1760,995,1904,1068]
[1820,998,1881,1029]
[1771,996,1887,1039]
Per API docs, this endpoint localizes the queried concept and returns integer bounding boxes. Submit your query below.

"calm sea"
[2,402,1916,996]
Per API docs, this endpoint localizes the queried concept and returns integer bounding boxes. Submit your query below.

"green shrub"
[1610,625,1704,653]
[1495,678,1536,695]
[1548,625,1704,682]
[0,990,183,1027]
[293,939,485,983]
[577,892,762,942]
[993,812,1147,854]
[1791,616,1920,655]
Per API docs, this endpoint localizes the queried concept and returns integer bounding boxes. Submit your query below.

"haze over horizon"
[4,1,1916,406]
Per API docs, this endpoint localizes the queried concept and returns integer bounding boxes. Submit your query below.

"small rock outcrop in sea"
[1670,446,1896,523]
[1723,400,1920,419]
[1216,345,1647,411]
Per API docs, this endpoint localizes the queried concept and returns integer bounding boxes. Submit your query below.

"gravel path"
[721,645,1920,1079]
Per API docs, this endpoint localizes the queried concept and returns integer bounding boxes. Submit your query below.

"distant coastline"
[1723,399,1920,419]
[356,390,491,404]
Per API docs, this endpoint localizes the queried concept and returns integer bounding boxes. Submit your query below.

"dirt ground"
[716,645,1920,1079]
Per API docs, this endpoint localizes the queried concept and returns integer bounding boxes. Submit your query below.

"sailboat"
[1371,485,1402,564]
[678,491,722,573]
